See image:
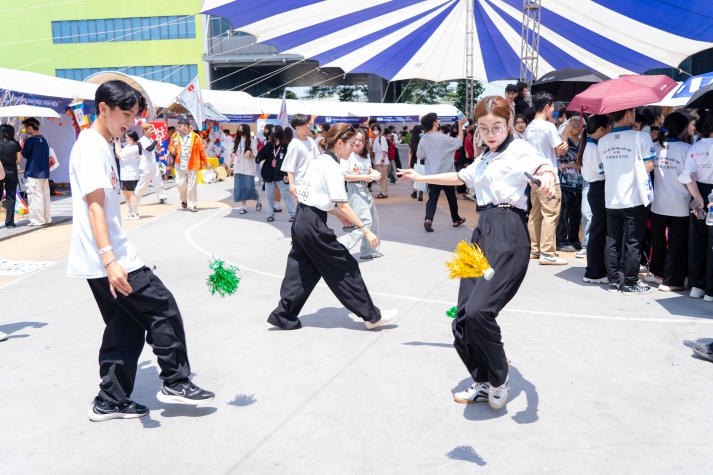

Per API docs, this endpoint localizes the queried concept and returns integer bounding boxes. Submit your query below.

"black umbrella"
[531,68,610,102]
[685,82,713,109]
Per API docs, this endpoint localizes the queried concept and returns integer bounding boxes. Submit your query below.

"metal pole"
[520,0,541,87]
[465,0,475,117]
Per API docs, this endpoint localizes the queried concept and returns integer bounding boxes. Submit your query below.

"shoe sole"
[583,278,608,284]
[538,260,567,265]
[156,391,215,406]
[88,408,148,422]
[453,393,488,404]
[693,346,713,362]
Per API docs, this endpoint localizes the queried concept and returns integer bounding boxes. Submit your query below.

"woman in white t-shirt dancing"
[338,127,382,259]
[267,123,395,331]
[400,96,557,410]
[115,129,141,219]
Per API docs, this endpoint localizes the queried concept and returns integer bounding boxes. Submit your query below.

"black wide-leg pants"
[87,266,191,404]
[268,204,381,329]
[452,207,530,388]
[605,206,647,286]
[649,212,688,287]
[688,182,713,294]
[585,180,607,279]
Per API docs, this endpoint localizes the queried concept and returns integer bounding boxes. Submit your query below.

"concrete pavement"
[1,177,712,474]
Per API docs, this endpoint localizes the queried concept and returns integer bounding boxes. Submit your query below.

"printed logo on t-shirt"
[110,168,121,195]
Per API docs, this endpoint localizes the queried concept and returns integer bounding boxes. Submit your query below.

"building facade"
[1,0,206,87]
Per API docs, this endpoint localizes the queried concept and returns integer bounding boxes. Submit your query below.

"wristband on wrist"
[98,246,113,255]
[103,257,118,268]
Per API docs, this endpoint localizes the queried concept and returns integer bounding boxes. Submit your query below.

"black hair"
[321,123,331,133]
[575,114,611,167]
[639,106,662,127]
[0,123,15,142]
[270,125,284,146]
[290,113,310,128]
[354,127,370,158]
[532,91,554,113]
[658,111,690,146]
[95,80,146,114]
[699,110,713,138]
[22,117,40,130]
[609,109,631,124]
[505,84,518,94]
[282,126,293,145]
[420,112,438,131]
[234,123,252,154]
[125,129,142,154]
[177,118,190,126]
[371,123,381,133]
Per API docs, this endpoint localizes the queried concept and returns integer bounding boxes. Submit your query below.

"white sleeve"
[281,144,297,173]
[73,141,113,198]
[639,132,656,161]
[327,163,348,202]
[548,124,563,148]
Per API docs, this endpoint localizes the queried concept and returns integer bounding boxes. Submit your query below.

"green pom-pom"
[446,306,457,318]
[207,258,240,297]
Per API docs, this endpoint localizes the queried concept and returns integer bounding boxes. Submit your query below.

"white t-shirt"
[67,128,143,278]
[281,137,318,186]
[680,137,713,185]
[119,144,141,180]
[651,140,690,217]
[138,136,157,173]
[372,135,389,166]
[525,118,562,168]
[232,138,258,176]
[417,132,460,174]
[457,138,550,211]
[580,138,604,183]
[296,153,348,211]
[342,152,372,176]
[598,127,656,209]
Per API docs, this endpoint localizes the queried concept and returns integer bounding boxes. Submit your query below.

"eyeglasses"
[477,125,506,136]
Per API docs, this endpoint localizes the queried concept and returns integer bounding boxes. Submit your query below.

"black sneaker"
[181,202,188,209]
[622,280,652,295]
[608,282,621,293]
[88,397,149,422]
[157,380,215,405]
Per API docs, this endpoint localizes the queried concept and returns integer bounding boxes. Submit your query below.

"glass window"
[149,17,159,40]
[187,16,196,38]
[96,19,106,43]
[51,22,61,44]
[141,18,150,41]
[60,21,70,44]
[159,16,169,39]
[105,19,114,41]
[78,20,87,43]
[177,16,186,38]
[87,20,97,42]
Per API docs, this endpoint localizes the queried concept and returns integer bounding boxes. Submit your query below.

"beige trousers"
[528,184,561,257]
[175,169,198,208]
[26,177,51,225]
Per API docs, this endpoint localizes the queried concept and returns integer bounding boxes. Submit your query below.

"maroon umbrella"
[567,75,678,114]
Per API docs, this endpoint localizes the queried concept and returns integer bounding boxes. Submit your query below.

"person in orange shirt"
[168,119,211,212]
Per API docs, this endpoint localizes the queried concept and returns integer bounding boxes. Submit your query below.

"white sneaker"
[454,382,490,404]
[690,287,705,299]
[364,309,397,330]
[539,255,568,265]
[488,381,510,409]
[575,248,587,258]
[0,330,8,342]
[582,276,608,284]
[658,284,684,292]
[704,295,713,302]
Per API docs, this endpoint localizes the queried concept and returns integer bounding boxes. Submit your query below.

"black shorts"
[121,180,138,191]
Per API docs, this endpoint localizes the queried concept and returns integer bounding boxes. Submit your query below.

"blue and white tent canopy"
[201,0,713,83]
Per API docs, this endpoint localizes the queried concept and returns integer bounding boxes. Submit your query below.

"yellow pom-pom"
[446,240,495,280]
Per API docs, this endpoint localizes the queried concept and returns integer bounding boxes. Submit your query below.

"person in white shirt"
[416,112,468,232]
[115,129,142,220]
[401,95,557,411]
[525,91,569,265]
[338,127,382,259]
[281,113,319,198]
[646,112,691,291]
[134,123,168,206]
[67,80,213,422]
[597,108,656,294]
[371,124,390,198]
[267,123,394,331]
[232,123,261,214]
[577,114,612,284]
[679,110,713,300]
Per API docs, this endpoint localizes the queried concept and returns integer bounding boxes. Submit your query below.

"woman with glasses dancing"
[400,96,557,410]
[267,123,395,331]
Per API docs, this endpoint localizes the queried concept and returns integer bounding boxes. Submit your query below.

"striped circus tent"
[200,0,713,83]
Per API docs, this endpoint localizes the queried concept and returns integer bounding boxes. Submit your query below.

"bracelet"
[97,246,113,255]
[103,257,118,268]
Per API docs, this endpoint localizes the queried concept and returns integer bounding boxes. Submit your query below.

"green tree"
[400,81,452,104]
[304,85,367,102]
[450,80,485,115]
[284,90,298,100]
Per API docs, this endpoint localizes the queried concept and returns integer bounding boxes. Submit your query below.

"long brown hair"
[318,123,357,151]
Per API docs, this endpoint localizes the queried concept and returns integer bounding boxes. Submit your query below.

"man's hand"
[106,261,131,298]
